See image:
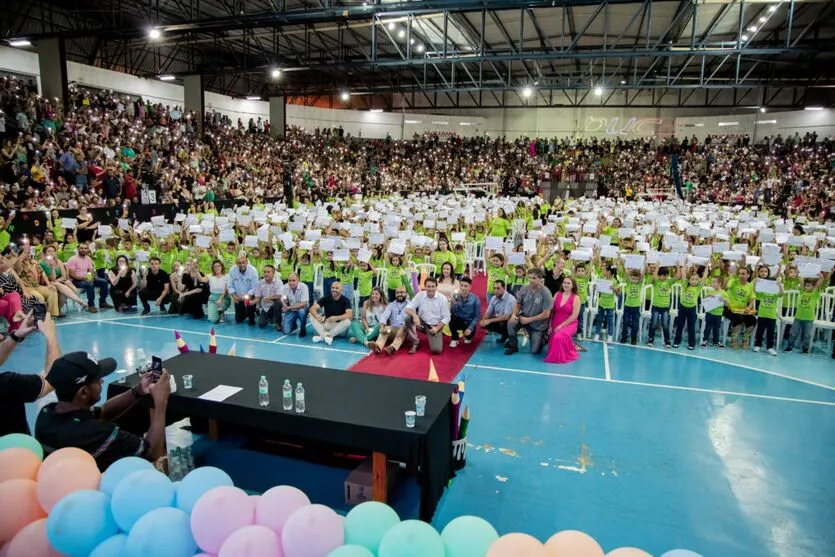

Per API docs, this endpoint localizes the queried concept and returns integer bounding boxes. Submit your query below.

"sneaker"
[324,336,333,346]
[801,348,809,355]
[646,340,654,347]
[784,346,793,352]
[606,335,613,343]
[665,343,672,349]
[141,309,150,316]
[700,341,708,348]
[753,346,761,353]
[449,340,459,348]
[312,335,323,343]
[520,335,529,348]
[87,305,98,313]
[99,302,114,310]
[504,346,518,356]
[368,342,381,353]
[630,339,637,346]
[594,334,600,342]
[767,348,777,356]
[672,344,679,349]
[716,342,725,349]
[464,338,472,345]
[299,328,306,338]
[687,346,695,351]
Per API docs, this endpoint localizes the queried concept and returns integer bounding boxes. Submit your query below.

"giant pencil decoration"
[428,359,439,382]
[458,406,470,440]
[451,390,461,441]
[209,328,217,354]
[175,331,189,353]
[457,380,466,405]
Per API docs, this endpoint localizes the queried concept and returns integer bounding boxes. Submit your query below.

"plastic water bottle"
[258,376,270,407]
[294,382,305,414]
[282,380,293,411]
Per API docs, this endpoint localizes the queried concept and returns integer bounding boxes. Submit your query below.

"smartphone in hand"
[151,356,163,382]
[32,302,47,322]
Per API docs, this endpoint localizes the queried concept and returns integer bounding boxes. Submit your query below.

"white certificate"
[755,279,779,295]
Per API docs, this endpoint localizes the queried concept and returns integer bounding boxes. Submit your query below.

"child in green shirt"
[784,274,824,354]
[648,266,675,347]
[385,254,413,301]
[593,265,619,342]
[486,254,508,303]
[702,276,728,348]
[673,268,703,350]
[753,265,782,355]
[620,268,644,345]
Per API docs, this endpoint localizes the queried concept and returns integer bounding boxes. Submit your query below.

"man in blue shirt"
[372,286,409,355]
[449,276,481,348]
[228,255,260,325]
[480,280,516,344]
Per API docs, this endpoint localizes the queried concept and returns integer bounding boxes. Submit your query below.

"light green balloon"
[344,501,400,553]
[0,433,44,460]
[441,516,500,557]
[328,546,375,557]
[378,520,445,557]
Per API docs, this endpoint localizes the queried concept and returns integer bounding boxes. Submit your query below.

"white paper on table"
[595,279,613,294]
[219,230,236,243]
[507,252,526,265]
[244,235,259,248]
[623,254,645,270]
[485,236,504,251]
[702,296,724,312]
[755,279,780,295]
[61,218,77,229]
[195,235,211,248]
[334,248,350,262]
[798,264,821,278]
[199,385,243,402]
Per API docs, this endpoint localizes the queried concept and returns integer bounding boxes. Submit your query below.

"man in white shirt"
[280,274,309,337]
[252,265,283,330]
[401,277,450,355]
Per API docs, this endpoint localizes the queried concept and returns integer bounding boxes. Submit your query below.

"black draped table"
[107,352,456,521]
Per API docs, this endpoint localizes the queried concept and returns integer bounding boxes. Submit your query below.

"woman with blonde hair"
[15,255,61,317]
[39,244,88,308]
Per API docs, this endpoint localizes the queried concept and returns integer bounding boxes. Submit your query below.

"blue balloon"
[47,490,119,557]
[90,534,128,557]
[661,551,704,557]
[175,467,233,513]
[100,457,155,497]
[125,507,196,557]
[328,546,375,557]
[378,520,445,557]
[344,501,400,553]
[441,516,500,557]
[112,470,176,531]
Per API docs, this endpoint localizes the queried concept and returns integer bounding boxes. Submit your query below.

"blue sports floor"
[8,310,835,557]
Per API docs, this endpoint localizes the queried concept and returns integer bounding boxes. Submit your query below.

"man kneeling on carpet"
[35,352,171,471]
[309,281,353,345]
[371,286,409,355]
[449,276,481,348]
[400,277,450,355]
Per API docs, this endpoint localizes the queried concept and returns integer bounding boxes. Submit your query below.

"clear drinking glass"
[182,375,194,389]
[415,395,426,417]
[116,370,127,384]
[405,411,416,428]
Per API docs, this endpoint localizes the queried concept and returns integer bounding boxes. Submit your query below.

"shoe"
[299,328,306,338]
[141,309,150,316]
[408,345,418,354]
[753,346,761,353]
[464,338,472,345]
[324,336,333,346]
[99,303,114,310]
[594,334,600,342]
[619,338,627,344]
[784,346,793,352]
[716,343,725,349]
[504,346,518,355]
[630,339,637,346]
[312,335,323,343]
[607,335,613,343]
[449,340,459,348]
[384,346,396,356]
[520,335,529,348]
[672,344,679,349]
[767,348,777,356]
[647,340,654,347]
[687,346,695,351]
[368,342,381,354]
[700,341,708,348]
[801,348,809,355]
[88,305,98,313]
[665,343,672,349]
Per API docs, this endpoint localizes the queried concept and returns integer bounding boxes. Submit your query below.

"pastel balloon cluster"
[0,433,704,557]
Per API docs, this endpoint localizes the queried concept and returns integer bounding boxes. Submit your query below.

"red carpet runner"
[349,274,488,383]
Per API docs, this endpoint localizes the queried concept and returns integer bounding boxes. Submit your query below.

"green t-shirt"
[59,242,78,262]
[337,263,354,284]
[357,270,374,297]
[756,291,780,320]
[598,288,616,310]
[322,263,337,280]
[727,279,755,312]
[298,263,315,283]
[782,277,800,308]
[220,251,237,272]
[623,280,643,308]
[651,278,674,309]
[278,257,295,281]
[0,230,10,253]
[706,288,727,316]
[198,252,214,275]
[795,290,820,321]
[386,266,407,290]
[680,282,701,309]
[454,253,466,275]
[574,275,590,304]
[489,218,511,238]
[432,250,457,275]
[156,249,179,275]
[487,264,508,292]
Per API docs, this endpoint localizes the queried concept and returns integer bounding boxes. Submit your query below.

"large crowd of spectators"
[1,75,833,219]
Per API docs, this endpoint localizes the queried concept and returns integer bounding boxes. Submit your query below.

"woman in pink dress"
[544,277,581,364]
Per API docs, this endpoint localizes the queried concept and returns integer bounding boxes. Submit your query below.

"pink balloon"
[0,479,47,544]
[219,525,283,557]
[191,487,255,554]
[606,549,652,557]
[487,533,549,557]
[255,486,311,537]
[6,518,64,557]
[0,543,7,557]
[0,449,41,483]
[193,554,215,557]
[36,457,101,513]
[37,448,96,479]
[281,504,344,557]
[545,531,605,557]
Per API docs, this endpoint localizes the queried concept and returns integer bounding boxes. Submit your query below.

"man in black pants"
[479,280,516,343]
[139,257,170,316]
[449,276,481,348]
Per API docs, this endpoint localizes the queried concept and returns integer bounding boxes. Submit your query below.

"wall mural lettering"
[582,116,664,135]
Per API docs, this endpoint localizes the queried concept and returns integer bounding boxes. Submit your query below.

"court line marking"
[55,314,178,326]
[272,322,312,343]
[467,364,835,407]
[603,341,612,381]
[97,321,368,355]
[607,341,835,393]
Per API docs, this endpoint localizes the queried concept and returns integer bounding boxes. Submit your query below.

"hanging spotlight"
[271,69,281,78]
[416,44,425,53]
[759,107,766,113]
[759,16,767,23]
[741,34,749,41]
[148,28,161,40]
[768,5,777,12]
[341,91,350,102]
[522,87,533,98]
[387,22,395,31]
[594,86,603,96]
[398,29,406,39]
[748,25,757,32]
[410,38,415,45]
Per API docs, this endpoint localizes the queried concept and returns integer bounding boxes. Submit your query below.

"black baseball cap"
[47,352,117,401]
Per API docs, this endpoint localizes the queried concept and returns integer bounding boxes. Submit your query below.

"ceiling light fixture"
[594,86,603,96]
[804,106,824,111]
[398,29,406,39]
[387,22,395,31]
[522,87,533,98]
[148,29,161,40]
[158,75,176,81]
[246,96,261,101]
[768,5,777,12]
[748,25,757,32]
[9,39,31,47]
[740,34,749,41]
[759,107,766,113]
[759,16,767,23]
[271,69,281,78]
[416,44,425,53]
[341,91,350,102]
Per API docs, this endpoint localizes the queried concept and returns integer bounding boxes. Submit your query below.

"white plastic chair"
[613,284,626,341]
[584,283,599,341]
[697,286,711,340]
[374,267,388,289]
[312,263,324,300]
[811,292,835,354]
[669,282,682,322]
[638,283,654,343]
[511,219,527,238]
[777,290,799,349]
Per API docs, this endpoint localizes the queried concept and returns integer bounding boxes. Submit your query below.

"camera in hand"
[32,302,47,322]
